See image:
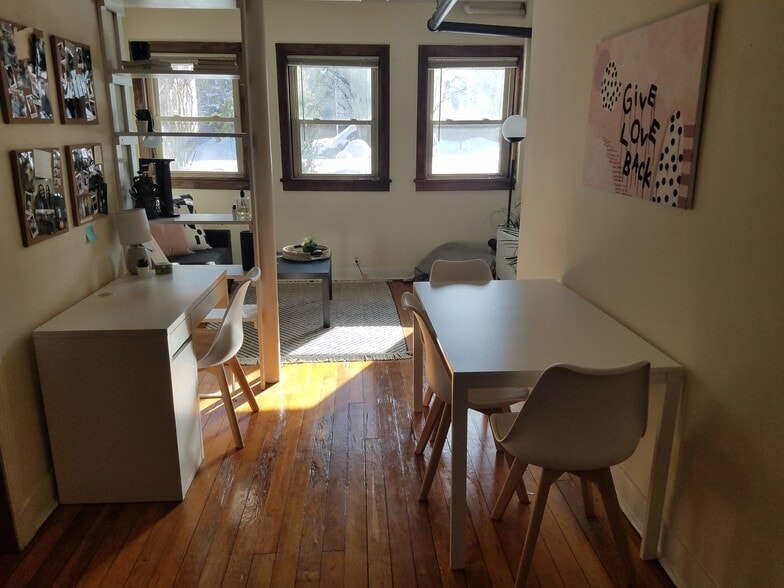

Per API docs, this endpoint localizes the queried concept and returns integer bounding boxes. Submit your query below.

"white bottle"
[236,189,251,220]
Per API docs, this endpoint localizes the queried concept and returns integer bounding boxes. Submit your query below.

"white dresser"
[33,266,227,503]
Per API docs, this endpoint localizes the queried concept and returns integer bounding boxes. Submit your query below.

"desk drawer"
[189,277,228,329]
[169,317,192,358]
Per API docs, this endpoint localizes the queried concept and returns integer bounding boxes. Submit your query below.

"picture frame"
[582,3,715,209]
[51,35,97,124]
[10,147,69,246]
[65,143,108,226]
[0,19,55,123]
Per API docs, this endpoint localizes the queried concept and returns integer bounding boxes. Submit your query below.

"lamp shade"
[115,208,152,245]
[501,114,527,143]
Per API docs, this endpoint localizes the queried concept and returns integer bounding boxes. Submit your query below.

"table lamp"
[115,208,153,274]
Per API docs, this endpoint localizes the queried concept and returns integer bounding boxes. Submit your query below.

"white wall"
[518,1,784,585]
[263,1,530,279]
[0,0,121,548]
[127,2,531,279]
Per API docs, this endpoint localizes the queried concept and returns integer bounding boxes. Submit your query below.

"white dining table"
[412,279,684,569]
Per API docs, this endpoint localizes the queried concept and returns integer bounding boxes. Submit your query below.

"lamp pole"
[501,114,527,227]
[506,155,516,227]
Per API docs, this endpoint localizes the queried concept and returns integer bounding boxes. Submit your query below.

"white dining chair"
[196,267,261,449]
[201,267,260,329]
[429,258,493,284]
[401,292,529,502]
[490,361,651,587]
[418,258,494,408]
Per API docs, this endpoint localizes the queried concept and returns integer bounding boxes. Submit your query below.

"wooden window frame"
[276,43,390,192]
[134,41,250,191]
[414,45,524,192]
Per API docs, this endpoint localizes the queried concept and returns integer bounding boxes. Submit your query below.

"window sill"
[281,177,391,192]
[414,177,510,192]
[171,176,250,190]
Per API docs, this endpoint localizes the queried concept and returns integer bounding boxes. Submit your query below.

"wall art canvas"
[11,148,69,246]
[65,144,108,226]
[52,36,98,124]
[0,19,54,123]
[582,4,715,209]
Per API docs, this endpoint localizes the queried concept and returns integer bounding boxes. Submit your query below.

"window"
[415,45,524,191]
[136,42,249,190]
[276,44,390,191]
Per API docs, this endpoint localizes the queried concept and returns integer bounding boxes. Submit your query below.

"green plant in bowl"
[302,236,317,253]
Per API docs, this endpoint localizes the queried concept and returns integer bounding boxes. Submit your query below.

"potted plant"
[130,169,160,219]
[301,236,318,253]
[495,202,520,280]
[135,109,150,134]
[135,256,152,278]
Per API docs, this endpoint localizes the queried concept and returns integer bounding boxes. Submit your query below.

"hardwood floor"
[0,282,674,587]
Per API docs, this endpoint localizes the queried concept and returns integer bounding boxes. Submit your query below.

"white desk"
[412,279,684,568]
[34,266,227,503]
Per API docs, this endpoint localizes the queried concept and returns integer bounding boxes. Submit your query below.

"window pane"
[162,136,240,173]
[299,122,372,175]
[431,67,508,122]
[294,65,373,121]
[155,77,239,173]
[158,78,235,118]
[431,123,503,175]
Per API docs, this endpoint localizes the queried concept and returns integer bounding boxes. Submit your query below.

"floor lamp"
[501,114,527,227]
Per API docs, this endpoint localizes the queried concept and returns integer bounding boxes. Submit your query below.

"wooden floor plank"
[222,383,290,585]
[269,362,327,584]
[345,401,369,586]
[253,366,311,556]
[319,550,345,587]
[373,362,417,587]
[2,282,675,588]
[294,362,338,584]
[365,437,393,587]
[0,505,81,587]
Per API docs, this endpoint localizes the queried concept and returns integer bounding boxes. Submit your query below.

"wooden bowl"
[281,244,332,262]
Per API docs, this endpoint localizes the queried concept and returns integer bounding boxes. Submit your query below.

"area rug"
[236,280,410,364]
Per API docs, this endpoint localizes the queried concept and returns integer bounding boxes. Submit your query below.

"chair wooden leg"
[492,457,529,520]
[227,356,259,412]
[423,385,434,407]
[502,451,531,504]
[211,364,244,449]
[592,468,638,587]
[418,404,452,502]
[581,478,595,518]
[415,397,444,455]
[514,468,562,588]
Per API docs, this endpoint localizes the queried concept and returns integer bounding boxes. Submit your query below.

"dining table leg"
[449,375,469,569]
[412,319,423,413]
[640,376,683,559]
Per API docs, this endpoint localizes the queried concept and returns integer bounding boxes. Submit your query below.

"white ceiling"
[119,0,524,8]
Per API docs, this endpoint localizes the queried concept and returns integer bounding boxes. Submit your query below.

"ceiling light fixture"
[427,0,532,38]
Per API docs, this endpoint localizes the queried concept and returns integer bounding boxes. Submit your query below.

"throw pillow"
[174,195,212,251]
[149,224,193,258]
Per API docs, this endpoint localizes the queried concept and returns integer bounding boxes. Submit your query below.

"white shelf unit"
[150,213,249,225]
[97,0,271,384]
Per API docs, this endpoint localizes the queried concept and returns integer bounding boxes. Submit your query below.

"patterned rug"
[235,280,410,364]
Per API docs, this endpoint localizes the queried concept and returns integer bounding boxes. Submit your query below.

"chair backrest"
[429,259,493,284]
[197,267,260,368]
[499,362,650,471]
[401,292,452,402]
